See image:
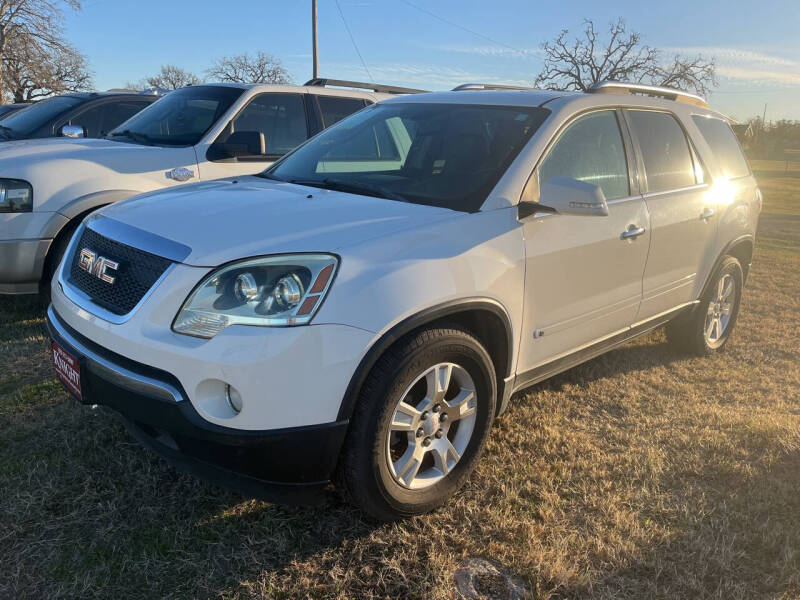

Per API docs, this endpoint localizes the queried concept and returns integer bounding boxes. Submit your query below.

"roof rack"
[588,81,709,108]
[452,83,535,92]
[303,78,427,95]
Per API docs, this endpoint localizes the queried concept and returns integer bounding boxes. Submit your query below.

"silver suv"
[47,81,759,520]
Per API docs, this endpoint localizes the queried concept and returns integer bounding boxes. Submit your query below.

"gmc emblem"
[78,248,119,284]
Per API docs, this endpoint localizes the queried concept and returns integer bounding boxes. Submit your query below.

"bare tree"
[535,18,716,96]
[206,51,290,84]
[0,0,81,102]
[2,30,92,101]
[129,64,200,91]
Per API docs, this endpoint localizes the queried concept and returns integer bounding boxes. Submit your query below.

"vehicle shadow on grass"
[520,330,683,396]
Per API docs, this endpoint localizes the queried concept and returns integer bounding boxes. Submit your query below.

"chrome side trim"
[631,300,698,329]
[48,305,183,403]
[512,301,696,393]
[642,183,709,200]
[57,222,176,325]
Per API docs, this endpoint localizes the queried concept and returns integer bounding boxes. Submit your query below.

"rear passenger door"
[516,109,650,374]
[624,110,717,318]
[201,92,310,179]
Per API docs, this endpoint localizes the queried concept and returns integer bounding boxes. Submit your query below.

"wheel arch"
[337,298,514,422]
[700,234,754,300]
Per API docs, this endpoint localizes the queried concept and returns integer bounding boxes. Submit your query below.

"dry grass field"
[1,168,798,599]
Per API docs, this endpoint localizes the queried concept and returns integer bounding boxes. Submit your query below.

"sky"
[65,0,800,122]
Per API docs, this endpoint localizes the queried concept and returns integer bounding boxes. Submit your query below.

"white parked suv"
[0,79,420,294]
[47,81,759,520]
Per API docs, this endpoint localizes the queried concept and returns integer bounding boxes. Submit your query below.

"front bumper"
[47,305,349,503]
[0,238,51,294]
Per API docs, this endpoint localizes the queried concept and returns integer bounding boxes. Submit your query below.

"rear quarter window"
[691,116,751,179]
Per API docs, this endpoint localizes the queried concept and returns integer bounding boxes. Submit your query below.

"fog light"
[225,384,243,413]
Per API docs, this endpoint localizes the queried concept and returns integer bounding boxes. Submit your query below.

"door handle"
[701,207,716,220]
[620,225,646,240]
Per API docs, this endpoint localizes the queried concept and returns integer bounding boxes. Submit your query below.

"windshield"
[108,86,243,147]
[264,102,549,212]
[0,105,23,119]
[0,96,83,137]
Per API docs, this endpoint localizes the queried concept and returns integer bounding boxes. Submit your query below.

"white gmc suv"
[47,82,759,520]
[0,79,420,294]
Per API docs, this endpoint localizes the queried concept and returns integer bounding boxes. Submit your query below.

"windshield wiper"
[109,130,154,146]
[288,178,405,202]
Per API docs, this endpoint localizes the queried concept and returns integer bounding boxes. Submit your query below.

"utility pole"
[312,0,319,79]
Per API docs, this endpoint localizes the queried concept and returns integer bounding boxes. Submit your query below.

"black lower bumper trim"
[47,306,349,504]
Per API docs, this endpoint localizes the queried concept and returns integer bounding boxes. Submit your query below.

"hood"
[0,136,128,159]
[0,137,197,212]
[96,176,458,266]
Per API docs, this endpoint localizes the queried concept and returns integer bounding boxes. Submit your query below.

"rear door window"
[538,110,630,200]
[627,110,697,193]
[691,115,750,178]
[317,96,367,128]
[72,100,151,137]
[227,93,307,157]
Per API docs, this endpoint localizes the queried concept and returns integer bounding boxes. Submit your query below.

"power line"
[397,0,523,53]
[334,0,373,82]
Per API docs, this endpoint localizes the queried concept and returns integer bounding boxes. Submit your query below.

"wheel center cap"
[424,415,439,436]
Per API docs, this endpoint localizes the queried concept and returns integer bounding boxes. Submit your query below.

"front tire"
[666,256,744,356]
[340,326,496,521]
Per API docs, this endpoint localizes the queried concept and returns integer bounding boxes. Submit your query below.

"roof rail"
[588,81,709,108]
[303,78,427,95]
[452,83,535,92]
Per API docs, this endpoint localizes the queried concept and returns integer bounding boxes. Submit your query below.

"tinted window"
[69,103,106,137]
[539,110,629,200]
[0,95,83,137]
[317,96,366,127]
[103,101,151,133]
[73,101,151,138]
[628,110,696,193]
[226,93,307,157]
[692,116,750,178]
[108,86,243,147]
[265,103,550,213]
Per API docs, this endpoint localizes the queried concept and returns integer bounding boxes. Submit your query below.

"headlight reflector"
[173,254,338,338]
[0,179,33,213]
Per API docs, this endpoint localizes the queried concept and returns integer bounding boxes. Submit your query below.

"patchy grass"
[1,176,798,599]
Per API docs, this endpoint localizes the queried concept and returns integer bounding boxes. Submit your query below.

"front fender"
[56,189,141,221]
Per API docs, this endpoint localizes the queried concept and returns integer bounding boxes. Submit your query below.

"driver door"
[516,109,650,376]
[198,93,309,180]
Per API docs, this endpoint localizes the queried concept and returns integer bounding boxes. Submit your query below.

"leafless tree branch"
[206,51,290,84]
[535,18,716,96]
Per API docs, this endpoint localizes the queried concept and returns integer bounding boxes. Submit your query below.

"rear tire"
[666,256,743,356]
[339,326,496,521]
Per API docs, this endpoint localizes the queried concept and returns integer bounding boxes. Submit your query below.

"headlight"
[0,179,33,213]
[172,254,338,338]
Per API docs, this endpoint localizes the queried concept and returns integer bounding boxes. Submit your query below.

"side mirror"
[208,130,266,160]
[60,124,86,139]
[520,177,609,219]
